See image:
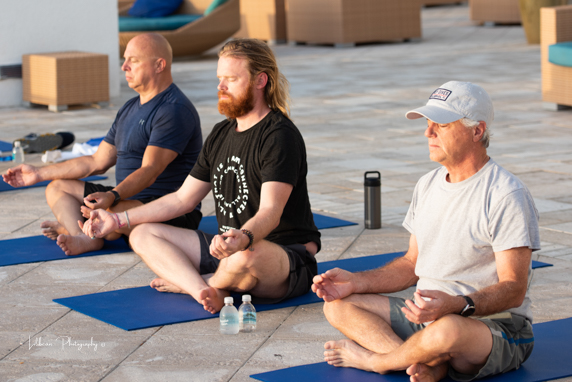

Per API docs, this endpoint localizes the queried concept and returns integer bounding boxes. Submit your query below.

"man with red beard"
[82,38,321,314]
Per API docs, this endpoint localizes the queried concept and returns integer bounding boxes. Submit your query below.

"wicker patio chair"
[118,0,240,57]
[541,5,572,109]
[469,0,521,24]
[285,0,422,46]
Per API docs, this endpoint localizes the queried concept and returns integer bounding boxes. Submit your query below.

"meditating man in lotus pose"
[82,38,321,314]
[313,81,540,382]
[3,33,203,256]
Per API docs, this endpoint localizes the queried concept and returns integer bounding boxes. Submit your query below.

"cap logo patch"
[429,88,451,101]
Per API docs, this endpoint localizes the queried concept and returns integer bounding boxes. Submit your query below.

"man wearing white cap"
[312,81,540,382]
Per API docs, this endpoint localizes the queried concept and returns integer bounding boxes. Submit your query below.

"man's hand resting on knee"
[312,268,355,303]
[2,164,41,187]
[81,209,118,239]
[209,229,251,260]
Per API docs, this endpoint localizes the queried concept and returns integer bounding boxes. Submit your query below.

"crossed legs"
[129,223,292,313]
[44,179,139,255]
[322,294,493,382]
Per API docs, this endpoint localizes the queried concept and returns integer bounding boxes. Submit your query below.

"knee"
[421,315,464,352]
[224,248,261,270]
[45,179,80,202]
[45,179,66,198]
[129,224,156,254]
[323,298,350,327]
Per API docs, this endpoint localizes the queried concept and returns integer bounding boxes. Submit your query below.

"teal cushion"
[548,42,572,68]
[128,0,183,17]
[204,0,229,16]
[119,14,202,32]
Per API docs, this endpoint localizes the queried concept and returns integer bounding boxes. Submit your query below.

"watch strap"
[109,190,121,206]
[459,295,475,317]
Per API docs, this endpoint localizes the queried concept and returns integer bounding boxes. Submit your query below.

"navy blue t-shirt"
[104,83,202,200]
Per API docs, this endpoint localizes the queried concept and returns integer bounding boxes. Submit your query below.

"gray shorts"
[196,230,317,305]
[388,296,534,381]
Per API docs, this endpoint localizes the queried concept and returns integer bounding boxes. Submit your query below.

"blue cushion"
[548,42,572,68]
[128,0,184,17]
[119,15,202,32]
[204,0,229,16]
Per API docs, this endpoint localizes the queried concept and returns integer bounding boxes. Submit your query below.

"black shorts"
[196,230,318,304]
[83,182,202,230]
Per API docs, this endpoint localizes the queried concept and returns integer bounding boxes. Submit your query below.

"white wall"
[0,0,120,108]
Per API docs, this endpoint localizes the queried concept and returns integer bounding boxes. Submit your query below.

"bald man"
[2,33,203,256]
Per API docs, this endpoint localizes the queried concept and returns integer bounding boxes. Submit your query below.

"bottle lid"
[364,171,381,187]
[224,296,233,304]
[242,294,251,302]
[14,141,21,148]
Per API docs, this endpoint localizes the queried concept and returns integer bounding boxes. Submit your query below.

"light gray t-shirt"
[403,158,540,322]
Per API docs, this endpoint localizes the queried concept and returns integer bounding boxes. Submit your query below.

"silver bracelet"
[124,211,131,228]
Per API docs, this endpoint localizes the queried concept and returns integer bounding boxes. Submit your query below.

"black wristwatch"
[109,190,121,206]
[459,295,475,317]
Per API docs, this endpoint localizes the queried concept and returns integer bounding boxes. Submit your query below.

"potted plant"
[519,0,568,43]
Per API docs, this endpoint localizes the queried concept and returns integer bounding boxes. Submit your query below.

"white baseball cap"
[405,81,494,127]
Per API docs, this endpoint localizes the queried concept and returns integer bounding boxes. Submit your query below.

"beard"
[218,81,255,119]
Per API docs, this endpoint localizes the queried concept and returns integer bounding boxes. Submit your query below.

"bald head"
[128,33,173,68]
[122,33,174,102]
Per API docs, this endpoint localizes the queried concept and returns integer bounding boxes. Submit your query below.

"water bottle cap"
[364,171,381,186]
[14,141,21,147]
[224,296,233,304]
[242,294,251,302]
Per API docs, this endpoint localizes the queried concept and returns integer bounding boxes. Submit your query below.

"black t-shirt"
[191,110,321,251]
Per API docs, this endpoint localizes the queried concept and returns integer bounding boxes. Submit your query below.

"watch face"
[462,306,475,317]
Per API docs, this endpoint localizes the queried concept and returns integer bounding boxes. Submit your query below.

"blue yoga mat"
[198,213,357,235]
[251,317,572,382]
[0,235,131,267]
[52,252,553,331]
[53,252,405,331]
[531,260,552,269]
[85,137,104,146]
[0,140,12,152]
[0,175,107,192]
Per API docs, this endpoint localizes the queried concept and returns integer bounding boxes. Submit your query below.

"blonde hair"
[219,38,291,117]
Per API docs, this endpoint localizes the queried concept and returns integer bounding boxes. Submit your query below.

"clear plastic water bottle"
[12,141,24,164]
[239,294,257,332]
[219,296,239,334]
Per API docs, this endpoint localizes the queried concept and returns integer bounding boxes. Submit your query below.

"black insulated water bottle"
[364,171,381,229]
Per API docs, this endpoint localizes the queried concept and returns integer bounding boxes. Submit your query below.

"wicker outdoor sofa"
[118,0,240,57]
[541,5,572,109]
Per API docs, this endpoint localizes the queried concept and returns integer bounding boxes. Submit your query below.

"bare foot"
[56,234,104,256]
[407,363,448,382]
[41,221,69,240]
[150,278,184,294]
[198,286,228,314]
[324,339,378,372]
